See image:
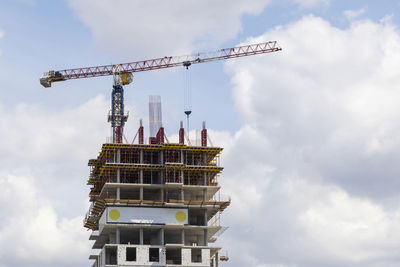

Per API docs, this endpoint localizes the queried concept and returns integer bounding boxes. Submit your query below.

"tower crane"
[40,41,282,143]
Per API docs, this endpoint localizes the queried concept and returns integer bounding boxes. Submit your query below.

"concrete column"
[160,151,164,164]
[204,229,208,246]
[140,169,143,184]
[116,169,121,200]
[216,252,219,267]
[181,170,184,184]
[140,228,144,245]
[109,233,116,244]
[140,150,143,163]
[181,229,185,245]
[203,189,207,201]
[203,172,207,186]
[116,228,120,244]
[160,228,164,245]
[102,249,105,266]
[181,150,184,164]
[161,189,164,202]
[204,209,208,226]
[140,187,143,201]
[116,149,121,163]
[196,234,201,246]
[181,189,184,201]
[202,152,206,166]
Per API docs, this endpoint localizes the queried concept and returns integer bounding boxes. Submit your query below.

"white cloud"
[292,0,330,9]
[0,173,90,266]
[214,126,400,266]
[344,8,367,21]
[212,15,400,266]
[68,0,271,57]
[0,97,113,266]
[299,188,400,262]
[0,95,109,164]
[225,15,400,198]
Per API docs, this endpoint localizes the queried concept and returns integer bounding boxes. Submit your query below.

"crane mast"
[40,41,282,143]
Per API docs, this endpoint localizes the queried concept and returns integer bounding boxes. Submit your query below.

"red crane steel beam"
[40,41,281,87]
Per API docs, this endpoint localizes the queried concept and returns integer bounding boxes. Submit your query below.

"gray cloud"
[212,15,400,266]
[67,0,272,57]
[226,15,400,200]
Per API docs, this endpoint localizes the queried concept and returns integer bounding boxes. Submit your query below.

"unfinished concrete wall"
[99,210,106,234]
[100,249,105,267]
[182,248,191,266]
[116,245,165,266]
[201,248,210,266]
[181,248,210,267]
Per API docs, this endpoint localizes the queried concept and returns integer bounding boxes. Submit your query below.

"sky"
[1,0,400,266]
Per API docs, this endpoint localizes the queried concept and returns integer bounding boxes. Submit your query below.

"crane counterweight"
[40,71,66,87]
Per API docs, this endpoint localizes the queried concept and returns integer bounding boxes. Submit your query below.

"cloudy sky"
[1,0,400,266]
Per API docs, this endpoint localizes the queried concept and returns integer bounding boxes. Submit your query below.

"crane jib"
[39,41,282,87]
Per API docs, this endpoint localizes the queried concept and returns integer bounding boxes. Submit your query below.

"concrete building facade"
[85,123,230,267]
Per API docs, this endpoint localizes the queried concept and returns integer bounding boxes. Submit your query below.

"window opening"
[126,247,136,262]
[149,248,159,262]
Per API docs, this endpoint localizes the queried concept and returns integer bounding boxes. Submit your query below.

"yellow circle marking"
[175,211,186,222]
[109,209,120,220]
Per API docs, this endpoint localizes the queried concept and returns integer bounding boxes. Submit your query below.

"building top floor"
[87,142,224,197]
[89,143,222,168]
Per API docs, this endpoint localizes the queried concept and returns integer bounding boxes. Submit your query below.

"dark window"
[126,247,136,261]
[192,248,202,263]
[105,247,117,265]
[149,248,159,262]
[166,248,181,265]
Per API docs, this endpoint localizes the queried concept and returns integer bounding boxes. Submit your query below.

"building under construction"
[40,41,281,267]
[85,96,230,267]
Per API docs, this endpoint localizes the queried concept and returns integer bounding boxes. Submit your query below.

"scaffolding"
[84,129,229,230]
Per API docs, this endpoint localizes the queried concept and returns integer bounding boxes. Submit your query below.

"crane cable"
[183,65,192,138]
